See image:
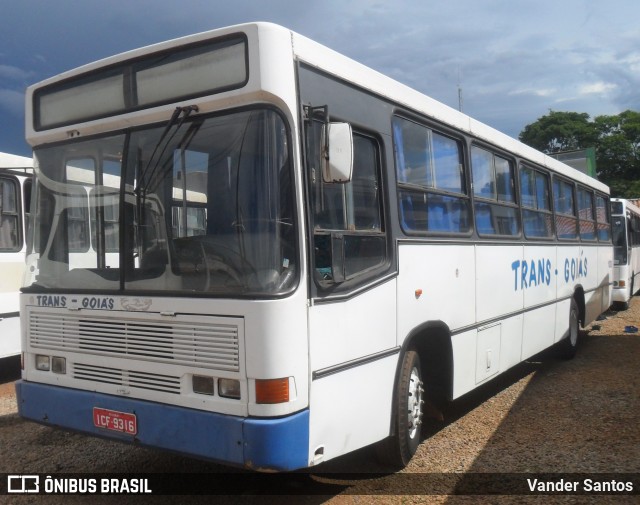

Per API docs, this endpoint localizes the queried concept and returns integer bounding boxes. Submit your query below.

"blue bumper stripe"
[15,380,309,471]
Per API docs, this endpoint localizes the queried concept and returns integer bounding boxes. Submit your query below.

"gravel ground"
[0,297,639,504]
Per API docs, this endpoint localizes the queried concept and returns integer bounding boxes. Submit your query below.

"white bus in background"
[59,164,121,271]
[611,198,640,309]
[17,23,612,471]
[0,152,32,360]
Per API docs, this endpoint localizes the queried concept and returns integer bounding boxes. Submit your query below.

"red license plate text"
[93,407,137,435]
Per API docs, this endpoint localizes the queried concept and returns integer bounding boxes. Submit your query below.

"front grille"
[28,308,242,372]
[73,363,181,394]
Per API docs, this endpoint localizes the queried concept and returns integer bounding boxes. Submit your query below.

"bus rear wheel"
[378,349,424,468]
[560,298,580,359]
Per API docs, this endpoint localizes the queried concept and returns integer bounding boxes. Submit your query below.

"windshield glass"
[612,216,627,265]
[25,108,297,296]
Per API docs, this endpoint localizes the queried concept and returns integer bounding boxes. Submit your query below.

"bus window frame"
[470,142,521,239]
[307,119,390,290]
[34,34,250,132]
[552,175,579,242]
[519,163,555,241]
[595,193,612,242]
[577,185,597,242]
[0,175,24,252]
[392,114,472,238]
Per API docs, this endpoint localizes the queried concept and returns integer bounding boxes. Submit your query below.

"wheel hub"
[407,367,424,439]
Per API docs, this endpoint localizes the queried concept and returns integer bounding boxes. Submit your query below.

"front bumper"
[15,380,310,471]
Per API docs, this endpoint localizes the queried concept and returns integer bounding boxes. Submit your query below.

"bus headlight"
[52,357,67,374]
[192,375,214,395]
[218,378,241,400]
[35,355,50,371]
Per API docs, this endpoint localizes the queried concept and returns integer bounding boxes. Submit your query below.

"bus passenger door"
[305,114,397,464]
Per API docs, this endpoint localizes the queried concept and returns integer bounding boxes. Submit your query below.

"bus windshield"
[25,108,297,296]
[612,216,627,265]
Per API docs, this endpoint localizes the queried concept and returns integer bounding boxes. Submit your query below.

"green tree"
[519,110,640,198]
[594,111,640,181]
[518,110,597,153]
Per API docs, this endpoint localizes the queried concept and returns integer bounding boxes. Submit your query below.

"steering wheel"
[197,239,256,291]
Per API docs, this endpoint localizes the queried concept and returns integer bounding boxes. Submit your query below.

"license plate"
[93,407,137,435]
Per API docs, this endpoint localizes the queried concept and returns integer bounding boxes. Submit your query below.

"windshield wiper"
[134,105,198,234]
[137,105,199,194]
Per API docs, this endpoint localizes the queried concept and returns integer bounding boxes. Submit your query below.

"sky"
[1,0,638,158]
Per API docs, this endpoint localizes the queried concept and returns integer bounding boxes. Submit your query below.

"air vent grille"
[28,309,241,372]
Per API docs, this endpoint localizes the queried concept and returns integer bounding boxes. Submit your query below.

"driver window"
[311,131,386,283]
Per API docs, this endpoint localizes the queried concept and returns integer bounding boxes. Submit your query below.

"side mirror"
[322,122,353,183]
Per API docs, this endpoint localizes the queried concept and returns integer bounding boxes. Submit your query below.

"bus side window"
[471,146,519,237]
[553,178,578,240]
[0,177,19,251]
[577,187,596,241]
[520,166,553,239]
[23,178,33,250]
[393,116,470,235]
[596,195,611,241]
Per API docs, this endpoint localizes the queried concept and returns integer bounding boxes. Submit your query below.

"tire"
[377,349,424,468]
[614,301,629,311]
[560,298,580,359]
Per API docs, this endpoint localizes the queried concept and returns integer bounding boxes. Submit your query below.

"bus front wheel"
[378,349,424,468]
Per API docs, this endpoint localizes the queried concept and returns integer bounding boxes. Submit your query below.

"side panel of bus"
[520,244,557,360]
[0,173,30,359]
[398,243,476,399]
[308,282,397,463]
[611,200,637,306]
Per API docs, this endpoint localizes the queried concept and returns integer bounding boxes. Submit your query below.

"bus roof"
[289,24,608,194]
[0,151,32,169]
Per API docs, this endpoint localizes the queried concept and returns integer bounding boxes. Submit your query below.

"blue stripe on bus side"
[15,380,309,472]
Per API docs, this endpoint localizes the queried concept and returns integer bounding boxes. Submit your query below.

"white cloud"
[579,82,618,95]
[0,89,25,117]
[510,88,556,98]
[0,64,33,82]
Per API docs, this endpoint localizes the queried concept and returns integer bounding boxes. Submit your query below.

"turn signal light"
[255,378,289,404]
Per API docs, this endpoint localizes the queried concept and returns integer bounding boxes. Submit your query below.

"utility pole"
[457,68,463,112]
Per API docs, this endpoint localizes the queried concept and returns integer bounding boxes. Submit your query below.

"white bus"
[611,198,640,309]
[0,153,32,361]
[17,23,612,471]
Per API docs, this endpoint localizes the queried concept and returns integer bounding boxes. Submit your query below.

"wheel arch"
[388,321,454,434]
